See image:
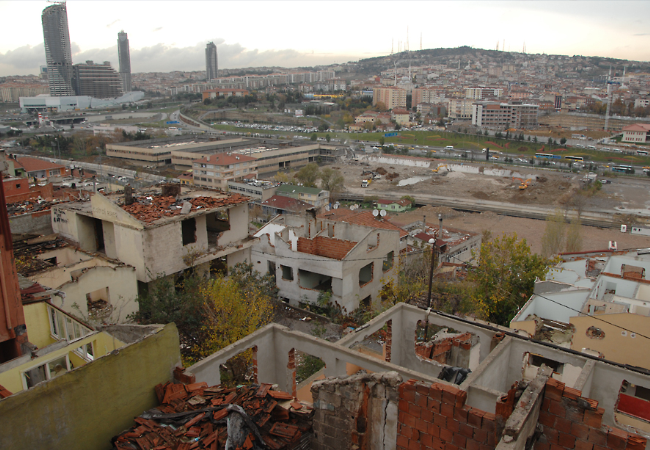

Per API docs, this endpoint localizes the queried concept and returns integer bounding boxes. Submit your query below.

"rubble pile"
[122,194,249,223]
[7,199,59,216]
[112,381,313,450]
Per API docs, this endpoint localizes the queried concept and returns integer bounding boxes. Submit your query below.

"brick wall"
[297,236,358,260]
[311,372,402,450]
[397,379,498,450]
[535,378,647,450]
[5,183,55,204]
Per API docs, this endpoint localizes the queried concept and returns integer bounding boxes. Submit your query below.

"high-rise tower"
[206,42,218,81]
[41,3,75,96]
[117,31,132,92]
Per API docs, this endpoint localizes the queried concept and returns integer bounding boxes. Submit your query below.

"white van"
[445,145,454,150]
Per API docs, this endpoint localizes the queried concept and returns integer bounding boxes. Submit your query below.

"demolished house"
[253,213,400,311]
[511,249,650,370]
[13,234,139,323]
[51,184,255,288]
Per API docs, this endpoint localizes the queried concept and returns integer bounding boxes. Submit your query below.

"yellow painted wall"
[0,323,180,450]
[0,331,120,394]
[570,314,650,367]
[23,303,58,349]
[510,319,536,338]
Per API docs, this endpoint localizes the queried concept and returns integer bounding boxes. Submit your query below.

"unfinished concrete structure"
[511,249,650,370]
[252,214,400,311]
[14,235,138,323]
[182,301,650,449]
[51,185,254,289]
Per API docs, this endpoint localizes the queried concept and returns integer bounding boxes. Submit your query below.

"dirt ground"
[332,160,650,213]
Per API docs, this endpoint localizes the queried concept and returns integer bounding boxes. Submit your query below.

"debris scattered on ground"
[112,381,313,450]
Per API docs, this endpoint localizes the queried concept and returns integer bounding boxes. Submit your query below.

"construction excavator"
[513,177,532,190]
[431,164,447,173]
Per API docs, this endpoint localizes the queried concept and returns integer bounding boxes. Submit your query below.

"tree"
[325,133,331,143]
[320,168,344,193]
[274,171,291,183]
[195,274,274,362]
[541,209,566,258]
[548,137,553,145]
[565,217,582,253]
[560,137,567,145]
[375,101,387,112]
[318,123,329,132]
[533,136,538,143]
[294,163,321,187]
[379,136,385,147]
[401,195,415,206]
[468,233,553,325]
[310,133,317,141]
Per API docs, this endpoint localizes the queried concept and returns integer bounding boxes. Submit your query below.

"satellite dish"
[333,204,339,209]
[372,209,379,217]
[380,210,387,217]
[325,205,330,211]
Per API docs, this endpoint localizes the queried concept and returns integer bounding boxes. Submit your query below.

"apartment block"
[192,153,258,190]
[71,61,124,99]
[448,98,474,120]
[466,87,504,100]
[472,102,539,129]
[372,86,407,110]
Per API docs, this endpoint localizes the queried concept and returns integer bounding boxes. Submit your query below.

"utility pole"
[423,214,443,341]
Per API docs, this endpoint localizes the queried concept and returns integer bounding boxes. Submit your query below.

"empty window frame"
[359,262,374,287]
[383,251,394,272]
[181,218,197,246]
[22,354,70,389]
[281,265,294,281]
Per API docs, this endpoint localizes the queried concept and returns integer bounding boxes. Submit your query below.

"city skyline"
[1,1,650,77]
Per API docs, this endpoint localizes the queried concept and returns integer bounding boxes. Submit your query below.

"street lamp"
[423,214,443,341]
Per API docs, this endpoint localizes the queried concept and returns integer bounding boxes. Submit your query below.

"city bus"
[612,165,634,174]
[637,150,649,156]
[565,156,584,162]
[535,153,561,160]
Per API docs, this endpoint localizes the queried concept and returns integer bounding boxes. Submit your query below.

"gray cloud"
[0,44,46,71]
[0,40,359,76]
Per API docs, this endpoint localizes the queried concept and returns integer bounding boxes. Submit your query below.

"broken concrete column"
[124,184,134,206]
[311,371,402,450]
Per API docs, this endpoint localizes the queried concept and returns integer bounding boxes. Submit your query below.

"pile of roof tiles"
[7,199,59,216]
[112,381,313,450]
[121,194,249,223]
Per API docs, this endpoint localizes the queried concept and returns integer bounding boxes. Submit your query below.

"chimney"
[161,183,181,198]
[124,184,134,205]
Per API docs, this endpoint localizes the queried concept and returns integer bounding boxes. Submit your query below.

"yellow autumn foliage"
[192,276,274,362]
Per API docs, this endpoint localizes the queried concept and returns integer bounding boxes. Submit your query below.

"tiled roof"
[262,195,313,212]
[623,124,650,132]
[122,193,250,223]
[319,210,408,238]
[15,157,65,173]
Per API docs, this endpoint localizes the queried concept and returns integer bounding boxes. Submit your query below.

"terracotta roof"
[392,109,410,115]
[318,210,408,238]
[262,195,313,212]
[122,193,250,223]
[15,157,65,173]
[194,153,257,166]
[377,199,411,206]
[623,124,650,132]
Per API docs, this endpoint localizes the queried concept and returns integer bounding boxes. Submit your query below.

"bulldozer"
[512,177,532,190]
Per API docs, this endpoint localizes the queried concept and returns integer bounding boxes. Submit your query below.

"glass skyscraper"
[41,3,75,96]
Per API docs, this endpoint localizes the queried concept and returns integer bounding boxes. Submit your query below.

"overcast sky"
[0,1,649,77]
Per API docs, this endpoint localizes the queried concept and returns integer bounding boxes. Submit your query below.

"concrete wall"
[9,210,53,235]
[252,218,400,311]
[55,265,138,323]
[570,313,650,368]
[0,324,180,450]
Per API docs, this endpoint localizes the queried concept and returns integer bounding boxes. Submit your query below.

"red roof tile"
[15,157,65,173]
[319,210,408,238]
